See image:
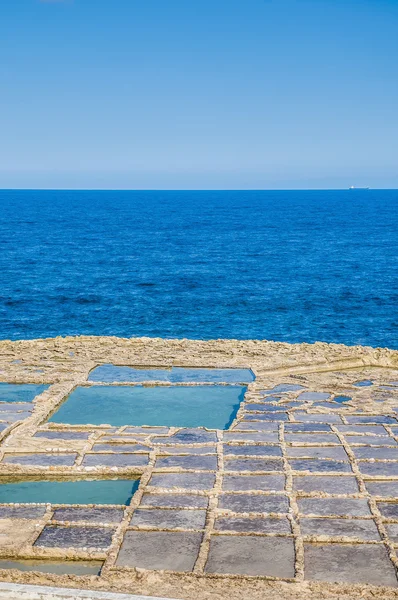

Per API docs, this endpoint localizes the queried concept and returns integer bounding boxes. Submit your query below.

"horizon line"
[1,187,397,192]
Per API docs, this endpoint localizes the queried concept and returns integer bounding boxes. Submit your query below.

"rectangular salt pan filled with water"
[0,383,49,402]
[0,559,103,576]
[89,364,255,383]
[0,477,139,505]
[49,385,247,428]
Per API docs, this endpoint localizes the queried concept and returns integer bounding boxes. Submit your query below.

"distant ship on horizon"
[349,186,370,190]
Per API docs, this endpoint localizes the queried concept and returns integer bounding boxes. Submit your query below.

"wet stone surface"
[223,431,279,443]
[152,430,217,444]
[93,443,151,453]
[224,457,284,472]
[205,535,295,577]
[130,508,207,530]
[34,431,90,440]
[140,493,209,508]
[82,453,149,467]
[35,525,116,549]
[215,516,291,534]
[293,475,359,495]
[0,506,47,519]
[285,433,340,444]
[116,530,202,572]
[304,543,398,586]
[222,474,285,491]
[52,507,124,523]
[3,453,77,466]
[223,444,282,457]
[300,517,380,540]
[154,455,217,470]
[287,446,348,460]
[359,461,398,477]
[377,502,398,520]
[149,473,216,490]
[365,481,398,497]
[219,493,289,513]
[298,497,371,517]
[289,459,352,473]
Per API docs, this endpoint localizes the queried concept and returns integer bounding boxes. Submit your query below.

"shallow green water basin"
[0,558,103,575]
[0,476,139,505]
[49,384,246,428]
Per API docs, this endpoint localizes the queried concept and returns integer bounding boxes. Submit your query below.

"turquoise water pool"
[89,365,254,383]
[0,477,139,505]
[49,385,246,428]
[0,383,49,402]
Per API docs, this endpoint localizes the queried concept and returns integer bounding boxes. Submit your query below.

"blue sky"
[0,0,397,189]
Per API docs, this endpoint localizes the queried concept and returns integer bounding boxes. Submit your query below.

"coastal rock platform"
[1,335,398,600]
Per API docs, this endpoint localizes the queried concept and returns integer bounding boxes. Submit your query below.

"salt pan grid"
[1,339,398,595]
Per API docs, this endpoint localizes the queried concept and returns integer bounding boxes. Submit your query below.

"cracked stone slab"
[224,457,283,472]
[154,455,217,470]
[223,431,279,443]
[377,502,398,520]
[34,431,90,440]
[3,453,77,466]
[82,453,149,467]
[287,446,348,460]
[223,444,282,457]
[92,444,151,453]
[298,497,371,517]
[35,525,116,549]
[130,508,206,530]
[219,493,289,513]
[285,433,340,444]
[359,461,398,477]
[0,506,47,519]
[149,473,216,490]
[140,493,209,508]
[215,516,291,534]
[152,430,217,444]
[301,517,380,540]
[52,507,124,523]
[293,475,359,494]
[205,535,295,577]
[304,543,398,586]
[289,459,352,473]
[222,474,285,492]
[116,530,202,572]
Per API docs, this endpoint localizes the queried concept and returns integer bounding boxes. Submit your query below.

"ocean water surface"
[0,189,397,348]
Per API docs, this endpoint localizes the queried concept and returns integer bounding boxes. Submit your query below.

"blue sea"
[0,189,397,348]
